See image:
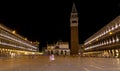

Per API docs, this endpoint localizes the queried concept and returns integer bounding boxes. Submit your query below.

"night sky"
[0,0,120,51]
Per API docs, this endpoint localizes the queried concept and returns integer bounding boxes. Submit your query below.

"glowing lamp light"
[115,24,118,28]
[112,38,115,43]
[109,32,112,35]
[25,38,27,40]
[116,36,119,42]
[12,30,16,34]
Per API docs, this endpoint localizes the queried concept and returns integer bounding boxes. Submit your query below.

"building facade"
[70,3,79,55]
[0,24,39,57]
[84,15,120,58]
[45,41,70,55]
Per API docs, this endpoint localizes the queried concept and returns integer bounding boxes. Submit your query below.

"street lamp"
[25,38,27,40]
[109,32,112,35]
[12,30,16,34]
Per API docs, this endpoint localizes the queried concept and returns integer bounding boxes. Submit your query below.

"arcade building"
[84,15,120,58]
[0,24,39,57]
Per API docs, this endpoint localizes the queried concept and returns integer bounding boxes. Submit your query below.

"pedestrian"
[49,54,55,61]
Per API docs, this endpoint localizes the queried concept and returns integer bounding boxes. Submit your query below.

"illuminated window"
[106,40,109,44]
[111,26,115,30]
[112,37,115,43]
[115,24,118,28]
[108,27,111,32]
[116,35,119,42]
[109,39,112,44]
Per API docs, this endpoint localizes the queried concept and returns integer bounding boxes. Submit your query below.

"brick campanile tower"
[70,3,79,55]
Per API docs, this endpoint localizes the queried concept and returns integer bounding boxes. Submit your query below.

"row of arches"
[85,21,120,45]
[85,35,119,50]
[45,50,70,55]
[84,48,120,58]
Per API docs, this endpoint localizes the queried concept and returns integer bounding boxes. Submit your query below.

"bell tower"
[70,3,79,55]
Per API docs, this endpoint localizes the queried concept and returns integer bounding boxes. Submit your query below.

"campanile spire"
[72,3,77,13]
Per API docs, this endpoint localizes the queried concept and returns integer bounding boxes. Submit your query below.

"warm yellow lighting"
[25,38,27,40]
[35,40,40,44]
[12,30,16,34]
[96,38,98,41]
[109,32,112,35]
[32,52,35,54]
[39,52,43,55]
[25,52,28,55]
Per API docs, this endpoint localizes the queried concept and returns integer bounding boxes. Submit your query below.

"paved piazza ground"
[0,55,120,71]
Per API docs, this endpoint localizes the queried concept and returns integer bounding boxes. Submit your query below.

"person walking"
[49,54,55,61]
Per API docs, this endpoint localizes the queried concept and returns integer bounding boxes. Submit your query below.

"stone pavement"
[0,56,120,71]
